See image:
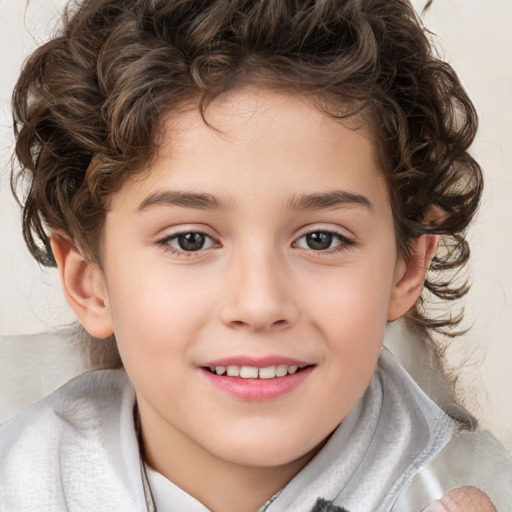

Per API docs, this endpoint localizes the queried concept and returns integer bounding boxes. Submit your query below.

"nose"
[219,246,299,332]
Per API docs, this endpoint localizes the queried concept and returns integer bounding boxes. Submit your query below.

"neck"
[137,407,320,512]
[146,452,313,512]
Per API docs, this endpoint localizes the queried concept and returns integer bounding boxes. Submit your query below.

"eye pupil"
[306,232,333,250]
[178,233,206,251]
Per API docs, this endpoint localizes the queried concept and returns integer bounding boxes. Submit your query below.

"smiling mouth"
[204,364,308,379]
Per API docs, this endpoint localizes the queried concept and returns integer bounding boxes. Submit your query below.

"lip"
[199,356,314,402]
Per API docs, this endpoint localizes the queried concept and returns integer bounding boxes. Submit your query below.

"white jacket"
[1,349,510,512]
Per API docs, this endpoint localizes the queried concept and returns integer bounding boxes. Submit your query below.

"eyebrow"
[136,190,229,213]
[136,188,373,214]
[287,190,373,212]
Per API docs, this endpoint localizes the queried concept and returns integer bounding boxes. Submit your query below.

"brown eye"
[295,230,351,251]
[177,233,205,251]
[304,232,333,250]
[168,232,215,252]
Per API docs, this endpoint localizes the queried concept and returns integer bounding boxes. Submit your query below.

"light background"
[1,0,511,450]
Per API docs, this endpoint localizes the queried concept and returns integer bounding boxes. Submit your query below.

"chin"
[213,435,322,469]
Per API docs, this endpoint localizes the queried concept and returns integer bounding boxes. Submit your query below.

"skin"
[440,487,496,512]
[53,88,440,512]
[425,487,496,512]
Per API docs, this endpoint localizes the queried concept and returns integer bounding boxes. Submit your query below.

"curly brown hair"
[11,0,482,336]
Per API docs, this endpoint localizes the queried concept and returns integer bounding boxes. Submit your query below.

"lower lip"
[201,366,314,402]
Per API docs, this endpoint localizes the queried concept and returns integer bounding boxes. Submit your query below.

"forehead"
[110,88,388,214]
[167,89,377,160]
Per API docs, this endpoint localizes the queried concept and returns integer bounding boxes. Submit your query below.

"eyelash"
[157,228,354,257]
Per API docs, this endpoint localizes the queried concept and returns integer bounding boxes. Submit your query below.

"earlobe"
[51,233,114,338]
[387,234,439,322]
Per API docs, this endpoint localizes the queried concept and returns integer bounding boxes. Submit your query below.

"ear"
[51,233,114,338]
[387,234,439,322]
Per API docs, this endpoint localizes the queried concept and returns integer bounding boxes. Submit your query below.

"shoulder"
[0,368,132,451]
[0,369,144,510]
[1,368,131,432]
[392,430,512,512]
[0,370,133,476]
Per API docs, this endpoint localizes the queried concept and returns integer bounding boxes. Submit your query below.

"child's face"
[89,88,411,472]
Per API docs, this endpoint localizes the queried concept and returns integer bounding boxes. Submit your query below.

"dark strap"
[310,498,350,512]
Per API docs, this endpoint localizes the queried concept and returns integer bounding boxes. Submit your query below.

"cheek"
[304,259,395,334]
[298,275,388,437]
[105,262,215,366]
[300,254,395,394]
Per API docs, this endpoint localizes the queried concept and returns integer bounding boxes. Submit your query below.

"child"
[1,0,511,511]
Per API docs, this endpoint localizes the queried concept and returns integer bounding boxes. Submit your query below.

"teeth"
[258,366,276,379]
[227,365,240,377]
[240,366,259,379]
[275,364,288,377]
[211,365,302,379]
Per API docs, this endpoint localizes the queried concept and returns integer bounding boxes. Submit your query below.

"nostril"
[228,319,288,329]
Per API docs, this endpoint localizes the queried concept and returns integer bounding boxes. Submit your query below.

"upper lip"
[200,355,312,368]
